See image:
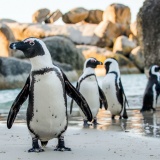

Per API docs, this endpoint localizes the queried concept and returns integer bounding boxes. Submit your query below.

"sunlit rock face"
[137,0,160,70]
[62,7,89,24]
[103,3,131,25]
[0,23,16,57]
[129,46,145,72]
[32,8,50,23]
[113,35,136,56]
[85,9,103,24]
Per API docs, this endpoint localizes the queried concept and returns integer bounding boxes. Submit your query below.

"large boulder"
[45,9,62,23]
[62,7,89,24]
[43,36,85,70]
[0,57,30,89]
[0,19,16,23]
[129,46,144,72]
[114,54,140,74]
[94,21,131,47]
[94,21,122,47]
[6,23,101,46]
[85,10,103,24]
[113,35,136,56]
[137,0,160,69]
[0,23,16,57]
[32,8,50,23]
[5,22,32,40]
[103,3,131,25]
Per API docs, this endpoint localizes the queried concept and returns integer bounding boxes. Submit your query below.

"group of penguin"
[6,37,160,152]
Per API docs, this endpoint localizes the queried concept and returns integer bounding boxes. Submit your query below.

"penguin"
[141,65,160,112]
[7,37,92,152]
[102,58,128,119]
[70,57,107,126]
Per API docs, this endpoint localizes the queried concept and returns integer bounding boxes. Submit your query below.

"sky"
[0,0,145,24]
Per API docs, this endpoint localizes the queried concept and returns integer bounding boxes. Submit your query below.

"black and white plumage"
[102,58,128,119]
[70,57,107,126]
[141,65,160,112]
[7,37,92,152]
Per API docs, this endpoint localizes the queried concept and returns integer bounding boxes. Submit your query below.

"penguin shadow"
[141,109,160,137]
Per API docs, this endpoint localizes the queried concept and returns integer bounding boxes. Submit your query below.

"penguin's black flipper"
[70,82,79,114]
[7,76,30,129]
[62,72,93,122]
[98,86,108,110]
[119,79,129,108]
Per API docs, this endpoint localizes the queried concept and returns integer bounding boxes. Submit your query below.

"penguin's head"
[10,37,48,58]
[83,57,103,70]
[149,65,160,77]
[104,58,120,74]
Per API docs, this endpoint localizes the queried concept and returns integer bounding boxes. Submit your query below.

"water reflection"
[68,109,160,138]
[141,111,160,137]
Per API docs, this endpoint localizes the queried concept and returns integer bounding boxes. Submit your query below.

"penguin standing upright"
[7,37,92,152]
[70,57,107,126]
[141,65,160,112]
[102,58,128,119]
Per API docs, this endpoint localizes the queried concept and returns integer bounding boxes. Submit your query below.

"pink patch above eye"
[91,59,96,62]
[24,39,35,45]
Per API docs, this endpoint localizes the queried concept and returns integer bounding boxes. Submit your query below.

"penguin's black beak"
[97,61,103,65]
[10,41,26,51]
[10,43,17,50]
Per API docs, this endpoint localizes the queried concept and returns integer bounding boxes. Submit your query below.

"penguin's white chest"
[102,74,121,115]
[29,71,67,141]
[79,76,100,117]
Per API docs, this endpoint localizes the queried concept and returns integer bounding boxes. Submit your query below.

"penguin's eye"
[29,41,35,46]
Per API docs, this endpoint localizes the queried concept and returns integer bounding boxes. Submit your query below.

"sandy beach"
[0,109,160,160]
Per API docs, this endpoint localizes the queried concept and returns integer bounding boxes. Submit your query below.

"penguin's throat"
[83,67,95,75]
[30,55,53,71]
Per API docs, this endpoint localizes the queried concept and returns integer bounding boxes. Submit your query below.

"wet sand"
[0,109,160,160]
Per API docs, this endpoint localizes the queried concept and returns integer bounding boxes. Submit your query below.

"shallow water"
[0,74,160,138]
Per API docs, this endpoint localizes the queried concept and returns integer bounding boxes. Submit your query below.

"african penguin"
[7,37,92,152]
[70,57,107,126]
[102,58,128,119]
[141,65,160,112]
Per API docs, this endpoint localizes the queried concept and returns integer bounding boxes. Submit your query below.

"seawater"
[0,73,147,114]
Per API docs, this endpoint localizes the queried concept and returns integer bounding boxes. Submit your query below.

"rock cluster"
[0,3,144,89]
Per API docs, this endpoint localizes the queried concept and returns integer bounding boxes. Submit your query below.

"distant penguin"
[70,57,107,126]
[102,58,128,119]
[141,65,160,112]
[7,37,92,152]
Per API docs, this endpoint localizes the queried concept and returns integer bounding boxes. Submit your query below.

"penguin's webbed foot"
[28,138,44,153]
[54,136,71,152]
[123,115,128,119]
[83,119,90,127]
[28,147,44,153]
[54,146,71,152]
[111,115,115,119]
[92,118,100,126]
